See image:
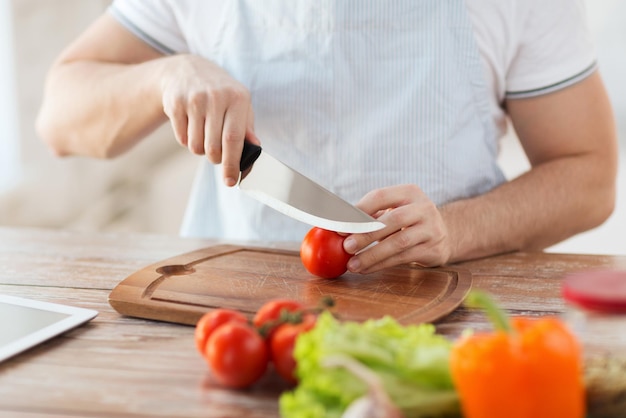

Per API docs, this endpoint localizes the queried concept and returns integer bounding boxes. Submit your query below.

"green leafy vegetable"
[279,312,460,418]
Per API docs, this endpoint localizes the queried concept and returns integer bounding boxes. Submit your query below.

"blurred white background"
[0,0,196,234]
[0,0,623,255]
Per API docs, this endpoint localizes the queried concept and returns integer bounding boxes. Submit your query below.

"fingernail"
[224,177,237,187]
[347,258,361,272]
[343,237,357,253]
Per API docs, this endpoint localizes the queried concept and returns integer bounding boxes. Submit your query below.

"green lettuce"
[279,312,460,418]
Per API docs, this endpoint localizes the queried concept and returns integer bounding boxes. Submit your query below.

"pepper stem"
[464,290,513,333]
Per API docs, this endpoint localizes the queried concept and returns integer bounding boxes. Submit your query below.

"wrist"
[439,201,471,264]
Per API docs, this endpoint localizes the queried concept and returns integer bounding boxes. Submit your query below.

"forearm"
[36,58,169,159]
[442,153,617,263]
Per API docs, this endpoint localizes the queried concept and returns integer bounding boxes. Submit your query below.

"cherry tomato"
[270,313,317,384]
[253,299,304,329]
[300,227,352,279]
[194,309,248,354]
[205,322,269,389]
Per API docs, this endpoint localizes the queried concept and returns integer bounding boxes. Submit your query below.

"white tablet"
[0,294,98,362]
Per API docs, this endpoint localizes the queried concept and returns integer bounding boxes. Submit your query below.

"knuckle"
[206,142,222,162]
[188,91,209,112]
[359,248,380,267]
[425,201,440,216]
[222,129,243,145]
[433,223,447,241]
[394,229,413,250]
[423,253,445,268]
[163,94,186,117]
[361,231,378,244]
[204,90,219,109]
[402,183,423,198]
[386,207,410,226]
[222,162,239,174]
[418,241,450,268]
[205,85,249,109]
[231,86,251,103]
[406,183,422,194]
[366,188,385,202]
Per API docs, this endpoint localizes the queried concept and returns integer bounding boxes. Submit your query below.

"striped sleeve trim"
[108,5,176,55]
[505,61,597,99]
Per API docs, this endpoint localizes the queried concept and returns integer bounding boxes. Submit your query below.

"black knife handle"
[240,140,262,172]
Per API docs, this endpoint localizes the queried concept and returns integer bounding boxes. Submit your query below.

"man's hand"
[343,71,617,273]
[37,14,259,186]
[342,184,452,273]
[160,55,259,186]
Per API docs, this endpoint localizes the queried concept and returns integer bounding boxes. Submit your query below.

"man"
[37,0,617,274]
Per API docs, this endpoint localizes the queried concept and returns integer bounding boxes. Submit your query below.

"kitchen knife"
[237,141,386,233]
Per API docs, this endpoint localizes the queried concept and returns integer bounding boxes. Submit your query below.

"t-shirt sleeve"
[505,0,596,99]
[108,0,189,55]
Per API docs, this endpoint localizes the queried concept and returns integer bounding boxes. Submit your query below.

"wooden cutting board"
[109,245,472,325]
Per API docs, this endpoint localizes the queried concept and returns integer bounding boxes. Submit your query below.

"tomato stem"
[319,295,335,309]
[257,309,306,338]
[255,297,336,338]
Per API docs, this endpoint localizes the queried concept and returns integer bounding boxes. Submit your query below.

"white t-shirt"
[466,0,597,138]
[108,0,597,241]
[110,0,597,142]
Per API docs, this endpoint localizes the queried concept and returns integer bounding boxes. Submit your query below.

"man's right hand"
[37,13,258,187]
[160,54,259,186]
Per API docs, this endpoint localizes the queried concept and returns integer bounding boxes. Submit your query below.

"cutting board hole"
[156,264,195,276]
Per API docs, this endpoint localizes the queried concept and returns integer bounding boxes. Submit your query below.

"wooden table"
[0,226,624,417]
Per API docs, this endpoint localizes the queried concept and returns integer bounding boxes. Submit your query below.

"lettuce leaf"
[279,312,460,418]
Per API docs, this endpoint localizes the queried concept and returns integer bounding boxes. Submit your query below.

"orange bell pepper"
[450,291,585,418]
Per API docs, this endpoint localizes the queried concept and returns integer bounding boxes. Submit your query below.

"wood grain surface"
[109,245,472,326]
[1,227,625,417]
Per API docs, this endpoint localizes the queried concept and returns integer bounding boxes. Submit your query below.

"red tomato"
[270,313,317,384]
[300,227,352,279]
[205,322,269,389]
[194,309,248,354]
[253,299,304,329]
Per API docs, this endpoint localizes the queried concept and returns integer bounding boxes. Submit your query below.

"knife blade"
[237,141,385,233]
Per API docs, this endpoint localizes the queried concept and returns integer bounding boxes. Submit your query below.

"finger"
[348,225,424,271]
[220,99,250,187]
[204,100,226,165]
[187,113,206,155]
[246,104,258,143]
[184,92,210,155]
[350,228,447,274]
[358,246,440,274]
[355,187,404,216]
[343,204,420,255]
[164,97,189,147]
[361,235,446,272]
[356,184,430,218]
